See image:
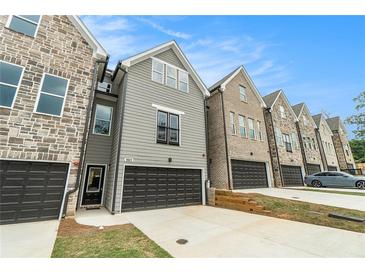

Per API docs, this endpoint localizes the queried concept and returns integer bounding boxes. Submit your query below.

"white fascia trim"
[121,41,210,98]
[67,16,108,59]
[221,66,267,108]
[152,103,185,115]
[271,89,298,122]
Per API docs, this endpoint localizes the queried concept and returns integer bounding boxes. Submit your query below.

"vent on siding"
[97,82,112,93]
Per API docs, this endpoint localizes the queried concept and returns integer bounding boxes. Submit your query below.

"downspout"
[204,97,210,204]
[219,88,232,190]
[111,65,128,214]
[62,58,108,217]
[295,121,308,174]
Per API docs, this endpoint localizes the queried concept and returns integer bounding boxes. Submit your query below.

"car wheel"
[311,180,322,188]
[355,180,365,189]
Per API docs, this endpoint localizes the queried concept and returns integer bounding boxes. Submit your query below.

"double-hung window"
[7,15,41,37]
[166,65,177,88]
[279,105,286,118]
[275,127,283,146]
[157,110,180,145]
[0,61,24,108]
[238,115,246,138]
[239,85,247,102]
[93,104,113,135]
[152,59,164,84]
[283,133,292,152]
[178,70,188,92]
[248,118,255,140]
[312,138,317,150]
[34,73,68,117]
[303,115,308,126]
[257,120,263,141]
[229,112,236,135]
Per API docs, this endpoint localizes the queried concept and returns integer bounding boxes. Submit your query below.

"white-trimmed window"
[166,65,177,88]
[6,15,41,37]
[290,133,298,150]
[93,104,113,135]
[34,73,69,117]
[312,138,317,150]
[230,112,236,135]
[283,133,292,152]
[152,59,164,84]
[303,115,308,126]
[257,120,263,141]
[178,70,188,92]
[238,115,247,138]
[239,85,247,102]
[275,127,283,146]
[248,118,255,140]
[279,105,286,118]
[0,61,24,109]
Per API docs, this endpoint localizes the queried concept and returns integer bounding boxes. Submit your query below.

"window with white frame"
[283,133,292,152]
[275,127,283,146]
[290,133,298,150]
[34,73,68,116]
[257,120,263,141]
[152,59,164,84]
[279,105,286,118]
[312,138,317,150]
[178,70,188,92]
[238,115,246,138]
[166,65,177,88]
[0,61,24,108]
[230,112,236,135]
[303,115,308,126]
[7,15,41,37]
[239,85,247,102]
[157,110,180,145]
[248,118,255,140]
[93,104,113,135]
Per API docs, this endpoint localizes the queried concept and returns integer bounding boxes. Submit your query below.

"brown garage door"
[307,164,321,175]
[0,160,69,225]
[281,165,303,186]
[231,160,268,189]
[122,166,202,212]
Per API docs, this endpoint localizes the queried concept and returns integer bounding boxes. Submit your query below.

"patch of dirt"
[57,218,134,237]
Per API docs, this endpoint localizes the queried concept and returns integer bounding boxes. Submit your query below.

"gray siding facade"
[114,49,208,212]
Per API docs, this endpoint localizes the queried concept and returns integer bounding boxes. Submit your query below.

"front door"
[82,165,105,206]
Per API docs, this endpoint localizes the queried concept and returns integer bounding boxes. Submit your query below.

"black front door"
[82,165,105,206]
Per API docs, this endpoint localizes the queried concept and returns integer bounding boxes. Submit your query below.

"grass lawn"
[289,188,365,197]
[51,219,172,258]
[244,193,365,233]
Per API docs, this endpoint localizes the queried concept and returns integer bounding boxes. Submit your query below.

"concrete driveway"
[0,220,59,258]
[124,206,365,257]
[235,188,365,211]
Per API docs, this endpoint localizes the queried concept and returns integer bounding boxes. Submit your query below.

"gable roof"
[326,116,347,134]
[208,66,267,108]
[292,103,305,117]
[262,89,298,121]
[67,16,108,59]
[120,40,209,97]
[312,114,323,128]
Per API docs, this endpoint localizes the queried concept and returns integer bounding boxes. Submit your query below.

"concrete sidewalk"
[235,188,365,211]
[0,220,59,258]
[124,206,365,258]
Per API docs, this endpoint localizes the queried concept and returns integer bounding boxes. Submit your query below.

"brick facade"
[332,129,355,170]
[316,117,339,170]
[0,15,97,215]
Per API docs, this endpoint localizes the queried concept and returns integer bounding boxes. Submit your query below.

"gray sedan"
[304,171,365,189]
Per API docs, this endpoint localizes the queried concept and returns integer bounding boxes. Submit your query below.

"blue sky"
[82,16,365,139]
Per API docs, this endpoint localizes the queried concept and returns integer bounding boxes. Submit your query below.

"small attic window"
[303,115,308,126]
[279,105,286,118]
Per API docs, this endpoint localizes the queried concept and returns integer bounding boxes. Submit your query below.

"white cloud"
[82,16,131,36]
[137,17,192,39]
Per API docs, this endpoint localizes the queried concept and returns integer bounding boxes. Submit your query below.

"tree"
[349,140,365,163]
[346,91,365,139]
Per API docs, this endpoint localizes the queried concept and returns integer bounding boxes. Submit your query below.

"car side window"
[315,172,326,177]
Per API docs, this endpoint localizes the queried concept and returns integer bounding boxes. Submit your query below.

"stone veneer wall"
[0,15,96,215]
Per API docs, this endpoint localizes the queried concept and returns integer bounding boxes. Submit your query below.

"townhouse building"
[0,15,108,224]
[207,66,273,190]
[312,114,340,171]
[263,90,305,187]
[326,116,356,170]
[292,103,324,174]
[76,41,210,213]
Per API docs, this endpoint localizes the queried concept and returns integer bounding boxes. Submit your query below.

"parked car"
[304,171,365,189]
